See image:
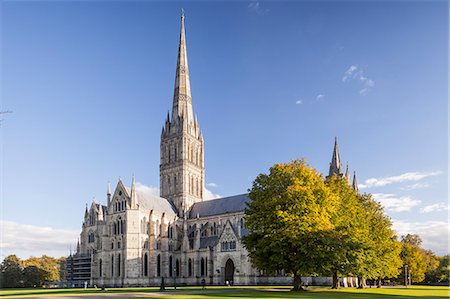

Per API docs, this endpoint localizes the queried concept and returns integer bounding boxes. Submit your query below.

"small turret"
[76,239,80,254]
[107,180,111,206]
[352,171,359,192]
[84,203,88,219]
[345,162,350,183]
[98,203,104,222]
[131,174,137,208]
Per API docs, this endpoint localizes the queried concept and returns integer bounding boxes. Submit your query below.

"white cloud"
[401,182,431,190]
[135,182,159,197]
[372,193,421,212]
[206,182,218,187]
[342,65,375,95]
[342,65,358,82]
[204,188,221,200]
[392,220,449,255]
[360,171,442,189]
[420,203,450,213]
[316,94,325,101]
[248,1,269,15]
[0,220,79,260]
[295,100,303,105]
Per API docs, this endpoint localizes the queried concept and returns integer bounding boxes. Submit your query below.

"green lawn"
[0,286,448,299]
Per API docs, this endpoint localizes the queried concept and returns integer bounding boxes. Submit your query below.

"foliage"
[22,255,63,282]
[425,254,450,283]
[242,159,337,290]
[0,255,23,288]
[358,193,402,284]
[22,266,47,287]
[398,234,439,284]
[0,255,65,288]
[322,176,370,288]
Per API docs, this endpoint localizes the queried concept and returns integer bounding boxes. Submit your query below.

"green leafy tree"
[323,176,371,289]
[22,266,47,287]
[242,159,337,291]
[430,255,450,283]
[0,255,23,288]
[400,234,428,283]
[23,255,62,282]
[358,193,402,287]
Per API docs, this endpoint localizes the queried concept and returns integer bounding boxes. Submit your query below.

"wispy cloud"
[372,193,421,212]
[204,188,221,200]
[392,220,449,255]
[342,65,375,95]
[0,220,79,260]
[359,171,442,189]
[248,1,269,15]
[136,182,160,197]
[401,182,431,191]
[420,203,450,213]
[206,182,218,187]
[295,100,303,105]
[316,94,325,101]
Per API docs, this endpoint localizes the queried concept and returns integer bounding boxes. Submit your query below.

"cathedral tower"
[160,12,204,217]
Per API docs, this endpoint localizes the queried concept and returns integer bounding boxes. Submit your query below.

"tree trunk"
[331,271,339,289]
[377,277,382,288]
[357,276,364,289]
[292,274,304,291]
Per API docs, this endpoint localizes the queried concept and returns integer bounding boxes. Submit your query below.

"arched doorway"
[224,259,234,285]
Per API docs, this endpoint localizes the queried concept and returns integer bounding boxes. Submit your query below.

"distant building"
[69,13,358,287]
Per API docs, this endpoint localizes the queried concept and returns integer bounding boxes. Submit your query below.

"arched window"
[188,258,192,277]
[143,253,148,277]
[169,256,173,277]
[111,255,114,276]
[205,257,208,276]
[157,254,161,277]
[99,259,102,277]
[174,146,177,161]
[176,259,180,277]
[117,254,121,277]
[174,175,177,188]
[200,258,205,276]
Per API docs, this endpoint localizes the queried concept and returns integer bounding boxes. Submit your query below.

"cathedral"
[68,13,358,288]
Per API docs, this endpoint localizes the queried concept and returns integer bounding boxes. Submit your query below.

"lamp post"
[404,264,408,287]
[173,267,177,290]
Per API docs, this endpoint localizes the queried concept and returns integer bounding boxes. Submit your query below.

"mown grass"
[0,285,448,299]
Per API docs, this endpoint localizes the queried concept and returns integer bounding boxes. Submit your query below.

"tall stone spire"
[352,171,359,192]
[172,11,194,122]
[160,12,205,218]
[327,137,343,179]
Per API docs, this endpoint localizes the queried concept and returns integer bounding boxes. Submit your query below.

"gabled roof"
[122,186,177,217]
[188,194,249,219]
[200,236,218,249]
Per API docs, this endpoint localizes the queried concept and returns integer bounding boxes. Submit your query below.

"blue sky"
[1,1,448,258]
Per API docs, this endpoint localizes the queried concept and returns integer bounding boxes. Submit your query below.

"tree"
[22,266,47,287]
[427,255,450,283]
[242,159,337,291]
[0,255,23,288]
[22,255,62,282]
[358,193,402,287]
[323,176,371,289]
[399,235,428,283]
